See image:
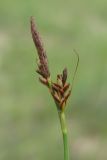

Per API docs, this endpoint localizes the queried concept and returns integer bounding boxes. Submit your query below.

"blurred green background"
[0,0,107,159]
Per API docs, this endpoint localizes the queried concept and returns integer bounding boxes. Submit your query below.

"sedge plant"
[30,17,79,160]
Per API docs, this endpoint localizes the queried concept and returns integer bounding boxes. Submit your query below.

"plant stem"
[59,111,69,160]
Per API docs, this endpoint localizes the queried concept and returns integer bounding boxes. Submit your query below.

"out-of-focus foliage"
[0,0,107,159]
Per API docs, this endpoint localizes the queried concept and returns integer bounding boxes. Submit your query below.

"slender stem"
[59,111,69,160]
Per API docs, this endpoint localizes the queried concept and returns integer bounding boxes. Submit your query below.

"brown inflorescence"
[31,17,50,79]
[31,18,71,111]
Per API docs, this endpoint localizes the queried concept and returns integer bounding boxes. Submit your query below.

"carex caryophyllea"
[30,17,79,160]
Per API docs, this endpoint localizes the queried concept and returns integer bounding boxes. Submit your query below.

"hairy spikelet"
[31,17,50,79]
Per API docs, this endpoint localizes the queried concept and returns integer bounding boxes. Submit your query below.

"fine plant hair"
[30,17,79,160]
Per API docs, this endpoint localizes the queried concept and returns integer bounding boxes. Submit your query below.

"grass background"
[0,0,107,159]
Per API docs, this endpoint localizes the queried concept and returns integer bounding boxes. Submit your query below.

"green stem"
[59,111,69,160]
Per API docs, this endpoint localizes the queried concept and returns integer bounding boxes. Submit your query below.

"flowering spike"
[31,17,50,79]
[31,18,79,112]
